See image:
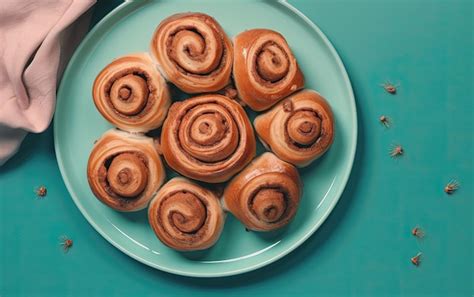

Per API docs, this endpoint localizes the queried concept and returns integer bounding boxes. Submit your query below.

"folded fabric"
[0,0,96,166]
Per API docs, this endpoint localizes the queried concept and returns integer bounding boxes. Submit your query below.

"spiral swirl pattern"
[87,129,166,211]
[150,13,233,93]
[254,90,334,168]
[148,177,225,251]
[160,94,256,183]
[233,29,304,111]
[93,53,170,132]
[223,153,302,231]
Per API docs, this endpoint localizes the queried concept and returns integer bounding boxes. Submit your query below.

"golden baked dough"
[223,153,302,231]
[93,53,170,132]
[148,177,225,251]
[254,89,335,167]
[150,13,233,93]
[233,29,304,111]
[87,129,165,211]
[160,94,256,183]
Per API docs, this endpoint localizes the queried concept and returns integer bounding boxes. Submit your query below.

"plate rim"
[54,0,358,277]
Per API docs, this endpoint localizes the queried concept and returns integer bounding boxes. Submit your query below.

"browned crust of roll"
[233,29,304,111]
[254,89,335,167]
[223,153,302,231]
[160,94,256,183]
[92,53,170,132]
[148,177,225,251]
[87,129,166,211]
[150,13,233,93]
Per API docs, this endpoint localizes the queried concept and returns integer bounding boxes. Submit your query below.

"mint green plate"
[54,0,357,277]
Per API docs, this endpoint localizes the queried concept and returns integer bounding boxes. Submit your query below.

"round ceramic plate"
[55,0,357,277]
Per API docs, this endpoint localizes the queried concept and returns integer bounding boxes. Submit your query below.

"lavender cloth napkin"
[0,0,96,166]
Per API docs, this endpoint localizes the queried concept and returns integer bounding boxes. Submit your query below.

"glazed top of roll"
[254,89,335,167]
[148,177,225,251]
[233,28,304,111]
[150,13,233,93]
[87,129,166,212]
[223,152,302,232]
[93,53,170,132]
[160,94,256,183]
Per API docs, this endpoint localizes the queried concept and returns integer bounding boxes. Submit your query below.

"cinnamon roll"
[223,153,302,232]
[148,177,225,251]
[233,29,304,111]
[254,89,335,167]
[93,53,170,132]
[87,129,166,211]
[160,94,256,183]
[150,13,233,93]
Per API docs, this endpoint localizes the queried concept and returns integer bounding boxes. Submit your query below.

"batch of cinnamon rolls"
[87,13,335,251]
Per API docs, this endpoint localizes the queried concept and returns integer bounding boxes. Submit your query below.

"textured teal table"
[1,1,472,296]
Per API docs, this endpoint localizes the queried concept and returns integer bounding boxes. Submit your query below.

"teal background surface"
[0,0,472,296]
